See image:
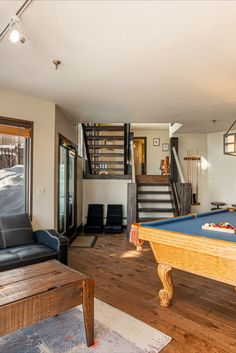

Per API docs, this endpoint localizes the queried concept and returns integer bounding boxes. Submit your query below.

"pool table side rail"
[132,223,236,287]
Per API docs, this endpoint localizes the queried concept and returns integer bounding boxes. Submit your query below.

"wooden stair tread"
[84,126,124,131]
[138,208,175,212]
[138,199,173,203]
[138,191,171,195]
[90,153,124,157]
[138,217,167,222]
[138,183,170,187]
[87,136,124,140]
[91,161,124,165]
[88,145,124,149]
[93,168,124,172]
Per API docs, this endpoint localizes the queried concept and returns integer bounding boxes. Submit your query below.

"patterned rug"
[0,299,171,353]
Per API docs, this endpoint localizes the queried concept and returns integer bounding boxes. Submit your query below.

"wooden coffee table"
[0,260,94,346]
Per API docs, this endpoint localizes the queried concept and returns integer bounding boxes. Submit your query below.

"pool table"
[130,209,236,308]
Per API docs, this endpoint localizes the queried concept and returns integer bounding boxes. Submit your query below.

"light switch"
[36,186,46,196]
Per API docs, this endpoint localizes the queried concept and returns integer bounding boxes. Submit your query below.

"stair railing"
[127,135,137,237]
[124,123,131,175]
[81,123,92,174]
[171,145,192,216]
[130,139,136,183]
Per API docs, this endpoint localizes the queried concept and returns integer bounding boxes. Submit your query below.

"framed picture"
[162,143,169,152]
[153,138,160,146]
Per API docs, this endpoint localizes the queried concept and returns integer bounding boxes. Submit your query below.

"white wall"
[207,132,236,207]
[132,129,169,174]
[83,179,129,224]
[176,133,209,212]
[0,89,55,229]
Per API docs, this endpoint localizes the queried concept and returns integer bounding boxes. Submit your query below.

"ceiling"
[1,1,236,133]
[131,123,169,130]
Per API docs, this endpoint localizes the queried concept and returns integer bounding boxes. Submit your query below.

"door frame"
[57,134,77,237]
[133,136,147,175]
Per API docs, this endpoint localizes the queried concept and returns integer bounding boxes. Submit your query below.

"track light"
[0,0,32,43]
[8,16,26,44]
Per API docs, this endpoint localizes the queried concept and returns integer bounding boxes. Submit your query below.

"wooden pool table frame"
[132,217,236,308]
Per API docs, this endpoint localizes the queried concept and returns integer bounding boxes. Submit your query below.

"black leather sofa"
[0,213,68,272]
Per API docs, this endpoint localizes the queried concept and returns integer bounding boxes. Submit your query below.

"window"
[0,117,33,217]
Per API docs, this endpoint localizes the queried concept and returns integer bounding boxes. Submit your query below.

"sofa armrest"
[34,229,69,265]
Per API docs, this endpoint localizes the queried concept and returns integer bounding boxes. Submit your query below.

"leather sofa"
[0,213,68,272]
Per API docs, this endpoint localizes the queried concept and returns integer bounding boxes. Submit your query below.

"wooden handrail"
[172,147,185,183]
[81,124,92,174]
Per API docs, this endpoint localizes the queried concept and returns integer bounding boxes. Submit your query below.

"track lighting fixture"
[8,16,26,44]
[0,0,32,43]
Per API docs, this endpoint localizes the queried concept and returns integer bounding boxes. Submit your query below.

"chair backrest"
[86,204,104,225]
[106,204,123,225]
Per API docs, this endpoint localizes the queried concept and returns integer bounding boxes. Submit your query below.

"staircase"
[137,175,176,222]
[82,124,130,176]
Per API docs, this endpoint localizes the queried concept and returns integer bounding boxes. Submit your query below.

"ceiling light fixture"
[8,16,25,44]
[53,59,61,70]
[0,0,32,43]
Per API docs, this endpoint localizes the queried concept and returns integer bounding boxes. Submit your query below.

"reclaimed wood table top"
[0,260,90,307]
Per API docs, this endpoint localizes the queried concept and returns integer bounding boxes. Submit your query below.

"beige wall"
[0,90,82,230]
[132,129,169,174]
[83,179,129,224]
[0,89,55,229]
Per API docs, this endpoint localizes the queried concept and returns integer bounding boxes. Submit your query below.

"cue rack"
[184,152,201,205]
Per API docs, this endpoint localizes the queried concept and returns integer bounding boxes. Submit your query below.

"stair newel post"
[82,124,92,175]
[170,137,178,183]
[124,123,131,175]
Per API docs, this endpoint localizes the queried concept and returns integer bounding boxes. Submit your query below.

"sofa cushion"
[0,251,21,266]
[8,244,58,261]
[0,245,58,272]
[0,229,3,249]
[0,213,34,248]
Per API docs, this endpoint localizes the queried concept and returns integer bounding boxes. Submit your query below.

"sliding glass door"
[58,136,77,236]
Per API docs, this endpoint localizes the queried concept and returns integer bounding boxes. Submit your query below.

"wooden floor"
[69,233,236,353]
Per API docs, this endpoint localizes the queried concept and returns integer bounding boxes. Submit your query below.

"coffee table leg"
[82,279,94,347]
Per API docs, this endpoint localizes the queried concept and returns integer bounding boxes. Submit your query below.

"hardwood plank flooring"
[69,233,236,353]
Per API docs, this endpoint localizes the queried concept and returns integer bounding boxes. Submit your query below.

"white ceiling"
[131,123,169,130]
[1,1,236,133]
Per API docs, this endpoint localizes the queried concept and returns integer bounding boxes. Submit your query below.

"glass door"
[58,136,77,236]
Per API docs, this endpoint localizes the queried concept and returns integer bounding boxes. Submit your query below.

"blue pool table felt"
[141,210,236,243]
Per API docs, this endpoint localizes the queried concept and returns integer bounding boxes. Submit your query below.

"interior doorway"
[58,135,77,237]
[133,137,147,175]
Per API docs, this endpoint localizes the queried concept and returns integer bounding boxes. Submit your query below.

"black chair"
[84,204,104,233]
[104,204,123,233]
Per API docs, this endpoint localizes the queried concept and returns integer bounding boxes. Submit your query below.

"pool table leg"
[157,263,173,308]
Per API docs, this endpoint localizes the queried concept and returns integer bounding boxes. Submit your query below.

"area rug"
[70,235,97,248]
[0,298,171,353]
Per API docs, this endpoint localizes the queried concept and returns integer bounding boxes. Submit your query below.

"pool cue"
[196,158,199,204]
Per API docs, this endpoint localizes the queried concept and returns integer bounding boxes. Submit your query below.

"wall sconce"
[224,120,236,156]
